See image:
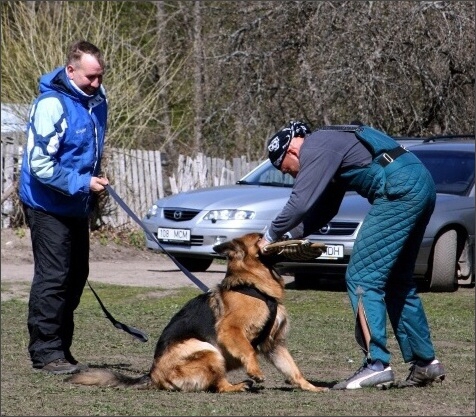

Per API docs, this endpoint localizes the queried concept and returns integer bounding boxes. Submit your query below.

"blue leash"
[86,280,149,342]
[105,184,210,293]
[87,185,212,343]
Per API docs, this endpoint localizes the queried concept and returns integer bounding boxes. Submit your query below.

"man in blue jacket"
[19,40,109,375]
[258,121,446,390]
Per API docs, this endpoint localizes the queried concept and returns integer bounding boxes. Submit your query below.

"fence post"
[1,134,23,228]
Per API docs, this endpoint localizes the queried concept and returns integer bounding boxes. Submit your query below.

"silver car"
[142,161,294,272]
[143,138,474,292]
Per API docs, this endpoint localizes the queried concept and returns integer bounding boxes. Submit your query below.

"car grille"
[163,209,200,221]
[314,221,359,236]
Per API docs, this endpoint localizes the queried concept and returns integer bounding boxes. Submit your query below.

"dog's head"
[213,232,262,260]
[213,232,285,290]
[213,232,283,268]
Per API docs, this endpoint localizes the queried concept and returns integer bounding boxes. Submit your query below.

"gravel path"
[1,228,293,300]
[1,257,229,288]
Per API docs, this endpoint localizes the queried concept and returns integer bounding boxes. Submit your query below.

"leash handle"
[105,184,210,293]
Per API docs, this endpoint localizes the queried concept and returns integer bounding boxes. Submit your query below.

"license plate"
[157,227,190,242]
[319,244,344,259]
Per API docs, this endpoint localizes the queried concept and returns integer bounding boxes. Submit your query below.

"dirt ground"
[1,227,153,265]
[1,227,242,302]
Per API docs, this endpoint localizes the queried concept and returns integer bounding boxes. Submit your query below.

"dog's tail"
[65,369,152,389]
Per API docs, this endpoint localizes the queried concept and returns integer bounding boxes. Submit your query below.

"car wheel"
[429,229,458,292]
[174,257,213,272]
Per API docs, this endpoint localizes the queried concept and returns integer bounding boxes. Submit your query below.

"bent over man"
[258,121,446,390]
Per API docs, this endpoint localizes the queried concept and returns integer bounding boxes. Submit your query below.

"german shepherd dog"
[67,232,327,393]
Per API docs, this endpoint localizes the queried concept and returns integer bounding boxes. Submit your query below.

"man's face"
[67,53,103,96]
[280,152,300,178]
[279,138,301,178]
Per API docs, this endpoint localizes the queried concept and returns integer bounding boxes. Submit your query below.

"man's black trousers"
[24,206,89,368]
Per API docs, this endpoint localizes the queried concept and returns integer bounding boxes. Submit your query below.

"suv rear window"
[412,150,475,196]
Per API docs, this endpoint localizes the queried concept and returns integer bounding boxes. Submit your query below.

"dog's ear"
[213,240,230,255]
[213,240,237,256]
[213,233,263,259]
[213,238,246,260]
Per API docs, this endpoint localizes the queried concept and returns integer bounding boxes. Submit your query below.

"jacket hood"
[38,66,105,104]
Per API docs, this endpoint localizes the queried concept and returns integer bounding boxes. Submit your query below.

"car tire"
[175,257,213,272]
[429,229,458,292]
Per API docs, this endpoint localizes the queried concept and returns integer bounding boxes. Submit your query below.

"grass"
[1,282,474,416]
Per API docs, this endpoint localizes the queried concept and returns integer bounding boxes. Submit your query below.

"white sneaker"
[333,364,395,390]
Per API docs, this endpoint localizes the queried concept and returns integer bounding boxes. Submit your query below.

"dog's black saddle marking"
[153,292,217,358]
[230,285,278,348]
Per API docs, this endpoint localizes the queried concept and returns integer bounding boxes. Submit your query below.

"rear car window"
[412,150,475,196]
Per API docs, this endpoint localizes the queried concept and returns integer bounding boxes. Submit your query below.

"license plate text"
[319,244,344,259]
[157,227,191,242]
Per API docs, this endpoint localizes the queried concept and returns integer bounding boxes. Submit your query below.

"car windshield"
[412,149,475,196]
[237,161,295,187]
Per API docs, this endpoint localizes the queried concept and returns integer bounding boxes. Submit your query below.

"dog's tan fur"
[67,232,327,393]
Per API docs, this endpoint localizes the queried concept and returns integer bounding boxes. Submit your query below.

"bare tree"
[154,1,172,147]
[1,1,185,150]
[2,0,474,163]
[196,1,473,158]
[192,0,204,155]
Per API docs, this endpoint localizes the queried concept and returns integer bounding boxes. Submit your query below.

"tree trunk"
[192,0,203,155]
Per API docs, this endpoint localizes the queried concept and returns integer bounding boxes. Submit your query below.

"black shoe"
[403,359,446,387]
[40,358,80,375]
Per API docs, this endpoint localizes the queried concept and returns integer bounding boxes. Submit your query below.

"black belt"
[376,146,408,167]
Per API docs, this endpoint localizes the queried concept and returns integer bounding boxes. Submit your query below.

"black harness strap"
[230,285,278,348]
[376,146,408,167]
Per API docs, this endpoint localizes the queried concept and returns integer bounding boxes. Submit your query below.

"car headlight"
[146,204,159,218]
[203,209,255,221]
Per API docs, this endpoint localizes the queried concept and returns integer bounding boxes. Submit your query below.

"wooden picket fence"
[0,135,259,229]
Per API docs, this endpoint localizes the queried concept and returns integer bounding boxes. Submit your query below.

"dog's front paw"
[232,379,254,392]
[300,381,330,393]
[310,386,330,393]
[243,379,254,390]
[249,373,265,383]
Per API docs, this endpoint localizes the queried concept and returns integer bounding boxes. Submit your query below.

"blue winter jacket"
[19,67,108,217]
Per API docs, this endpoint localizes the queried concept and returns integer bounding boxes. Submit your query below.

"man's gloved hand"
[261,239,327,261]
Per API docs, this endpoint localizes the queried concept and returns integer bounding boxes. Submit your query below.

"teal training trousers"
[345,153,437,366]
